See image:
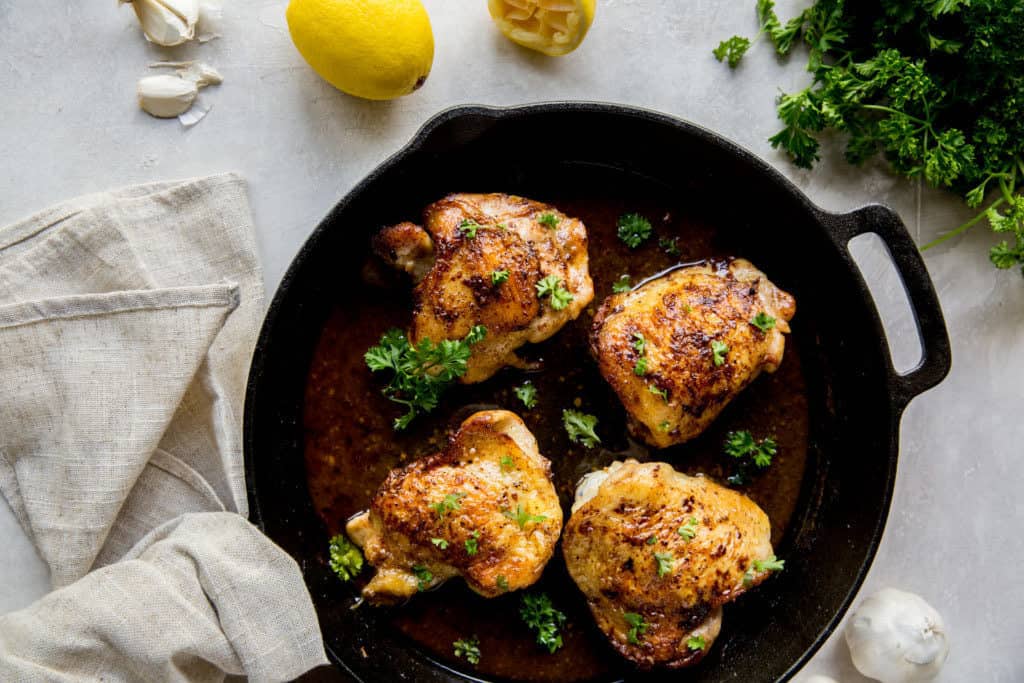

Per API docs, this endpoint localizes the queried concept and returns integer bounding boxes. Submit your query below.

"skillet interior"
[245,104,927,682]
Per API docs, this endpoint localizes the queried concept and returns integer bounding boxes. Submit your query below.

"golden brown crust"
[347,410,563,604]
[562,460,775,669]
[375,193,594,383]
[590,258,796,447]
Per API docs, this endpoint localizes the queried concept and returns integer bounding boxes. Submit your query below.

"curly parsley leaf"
[563,409,601,447]
[491,269,510,285]
[520,593,567,653]
[535,275,574,310]
[612,274,632,293]
[465,530,480,555]
[654,551,675,577]
[711,340,730,366]
[751,311,777,332]
[514,381,538,409]
[725,430,778,468]
[328,534,363,582]
[713,35,752,68]
[538,213,560,229]
[677,517,699,541]
[687,635,707,651]
[430,492,467,520]
[624,612,648,644]
[503,505,547,530]
[365,326,487,430]
[412,564,433,591]
[453,636,481,665]
[458,219,480,238]
[617,213,653,248]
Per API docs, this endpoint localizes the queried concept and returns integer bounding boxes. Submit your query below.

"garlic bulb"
[137,74,197,117]
[845,588,949,683]
[121,0,199,47]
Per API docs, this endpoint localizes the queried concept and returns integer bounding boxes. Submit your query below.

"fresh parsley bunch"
[716,0,1024,274]
[364,325,486,430]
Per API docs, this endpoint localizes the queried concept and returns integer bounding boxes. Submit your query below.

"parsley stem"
[920,197,1006,251]
[859,104,928,127]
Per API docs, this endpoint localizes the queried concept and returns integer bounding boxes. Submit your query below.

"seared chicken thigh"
[590,258,795,447]
[346,410,562,604]
[563,460,778,668]
[373,193,594,383]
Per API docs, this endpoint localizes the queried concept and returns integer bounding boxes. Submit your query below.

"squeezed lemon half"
[488,0,596,56]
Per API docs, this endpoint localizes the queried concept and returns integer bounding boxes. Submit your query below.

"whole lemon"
[286,0,434,100]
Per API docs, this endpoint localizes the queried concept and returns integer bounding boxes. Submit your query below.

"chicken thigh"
[590,258,795,448]
[373,193,594,383]
[563,460,778,669]
[346,410,563,604]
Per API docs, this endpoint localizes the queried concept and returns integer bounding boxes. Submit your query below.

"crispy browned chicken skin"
[373,193,594,383]
[346,410,562,604]
[563,460,777,669]
[590,258,795,447]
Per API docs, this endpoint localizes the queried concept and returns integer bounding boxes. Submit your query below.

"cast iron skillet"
[244,103,951,682]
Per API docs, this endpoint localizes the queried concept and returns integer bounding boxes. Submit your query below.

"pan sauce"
[303,198,809,681]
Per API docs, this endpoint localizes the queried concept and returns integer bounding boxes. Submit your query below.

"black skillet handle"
[821,204,952,410]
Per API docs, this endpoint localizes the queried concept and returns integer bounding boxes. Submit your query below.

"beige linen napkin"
[0,175,328,681]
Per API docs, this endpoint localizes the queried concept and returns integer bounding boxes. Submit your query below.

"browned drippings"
[303,198,809,681]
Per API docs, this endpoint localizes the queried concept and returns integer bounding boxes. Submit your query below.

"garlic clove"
[137,74,198,118]
[121,0,199,47]
[845,588,949,683]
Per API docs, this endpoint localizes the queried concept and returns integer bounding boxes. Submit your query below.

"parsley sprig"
[562,409,601,447]
[617,213,653,248]
[502,504,548,530]
[724,430,778,485]
[624,612,648,644]
[716,0,1024,276]
[520,593,567,653]
[536,275,573,310]
[365,326,487,430]
[514,381,538,409]
[328,534,363,582]
[453,636,481,665]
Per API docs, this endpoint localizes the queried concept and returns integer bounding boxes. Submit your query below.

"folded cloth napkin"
[0,174,328,681]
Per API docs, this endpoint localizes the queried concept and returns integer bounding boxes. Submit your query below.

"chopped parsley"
[633,356,648,376]
[725,430,777,468]
[751,311,777,332]
[659,236,681,256]
[364,325,487,430]
[654,551,674,577]
[687,635,707,651]
[617,213,653,248]
[632,332,647,355]
[711,340,729,366]
[648,384,669,402]
[465,530,480,556]
[430,492,467,520]
[658,420,671,432]
[500,454,516,471]
[677,517,699,541]
[645,536,657,546]
[412,564,433,591]
[754,554,785,572]
[562,409,600,447]
[535,275,573,310]
[491,269,510,286]
[328,534,364,582]
[538,212,560,229]
[624,612,648,644]
[744,554,785,586]
[520,593,567,653]
[612,274,632,293]
[496,575,509,591]
[458,219,481,238]
[503,505,548,530]
[514,381,538,409]
[453,636,481,665]
[431,537,449,550]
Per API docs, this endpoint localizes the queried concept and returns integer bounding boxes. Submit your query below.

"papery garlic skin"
[845,588,949,683]
[122,0,199,47]
[803,676,839,683]
[137,74,198,117]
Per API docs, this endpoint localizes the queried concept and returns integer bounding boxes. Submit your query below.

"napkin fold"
[0,175,328,681]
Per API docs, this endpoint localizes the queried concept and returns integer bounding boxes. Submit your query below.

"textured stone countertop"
[1,2,1020,681]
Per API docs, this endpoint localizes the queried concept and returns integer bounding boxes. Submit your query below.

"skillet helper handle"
[824,204,952,409]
